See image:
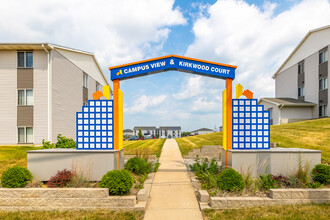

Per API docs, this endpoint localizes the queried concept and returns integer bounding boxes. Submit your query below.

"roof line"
[109,54,237,70]
[273,25,330,79]
[0,43,110,88]
[259,98,316,106]
[50,44,110,88]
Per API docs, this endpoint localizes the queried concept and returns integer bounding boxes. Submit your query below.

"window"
[298,86,304,97]
[83,74,88,88]
[96,82,100,91]
[83,101,88,106]
[17,51,33,68]
[319,105,328,117]
[319,50,328,64]
[319,77,328,91]
[18,89,33,106]
[18,127,33,143]
[298,62,304,74]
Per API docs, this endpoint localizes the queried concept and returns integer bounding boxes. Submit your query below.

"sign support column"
[113,79,120,169]
[225,78,233,168]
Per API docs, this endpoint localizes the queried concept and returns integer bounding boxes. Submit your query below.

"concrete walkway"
[144,139,203,220]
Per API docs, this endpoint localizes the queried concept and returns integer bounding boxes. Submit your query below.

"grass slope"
[123,138,166,156]
[204,204,330,220]
[176,118,330,163]
[0,145,42,176]
[0,210,144,220]
[176,132,223,155]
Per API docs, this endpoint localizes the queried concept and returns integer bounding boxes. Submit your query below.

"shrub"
[190,158,221,176]
[42,134,75,149]
[312,164,330,184]
[46,169,73,188]
[55,134,76,148]
[260,174,278,190]
[100,170,134,195]
[217,168,244,191]
[1,167,33,188]
[42,139,55,149]
[271,175,290,188]
[125,157,149,175]
[306,182,323,188]
[198,172,218,189]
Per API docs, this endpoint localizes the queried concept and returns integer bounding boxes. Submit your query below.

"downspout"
[42,44,51,142]
[279,104,284,124]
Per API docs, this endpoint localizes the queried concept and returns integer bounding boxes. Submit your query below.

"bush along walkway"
[144,139,203,220]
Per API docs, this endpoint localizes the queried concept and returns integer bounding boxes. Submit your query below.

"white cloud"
[173,75,203,99]
[0,0,186,68]
[124,94,167,113]
[191,97,219,112]
[185,0,330,98]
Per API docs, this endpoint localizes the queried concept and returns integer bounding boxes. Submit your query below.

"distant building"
[158,126,181,138]
[123,129,133,137]
[263,25,329,124]
[132,126,181,138]
[191,128,214,135]
[133,126,156,136]
[0,43,109,145]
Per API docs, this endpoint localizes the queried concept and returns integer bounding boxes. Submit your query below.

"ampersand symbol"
[170,59,174,65]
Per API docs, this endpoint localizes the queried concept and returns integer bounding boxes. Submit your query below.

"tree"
[138,129,143,139]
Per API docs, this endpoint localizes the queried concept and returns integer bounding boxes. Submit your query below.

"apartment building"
[133,126,181,138]
[259,26,329,124]
[0,43,110,145]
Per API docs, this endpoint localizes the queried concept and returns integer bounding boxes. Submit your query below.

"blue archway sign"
[109,55,236,81]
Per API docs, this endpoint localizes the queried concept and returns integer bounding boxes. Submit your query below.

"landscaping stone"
[137,189,147,201]
[208,189,330,209]
[198,190,209,203]
[0,188,141,210]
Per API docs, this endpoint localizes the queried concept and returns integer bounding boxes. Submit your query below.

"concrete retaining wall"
[0,188,139,211]
[205,189,330,209]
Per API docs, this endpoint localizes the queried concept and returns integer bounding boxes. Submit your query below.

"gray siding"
[33,50,49,144]
[52,50,83,143]
[0,51,17,144]
[275,64,298,99]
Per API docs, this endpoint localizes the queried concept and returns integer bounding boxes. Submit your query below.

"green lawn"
[0,210,143,220]
[176,118,330,163]
[270,118,330,164]
[0,145,42,176]
[123,138,166,156]
[175,132,223,155]
[204,204,330,220]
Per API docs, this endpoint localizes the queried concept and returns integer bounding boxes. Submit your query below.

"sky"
[1,0,330,131]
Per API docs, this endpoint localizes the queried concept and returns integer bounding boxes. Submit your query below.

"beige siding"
[55,49,107,86]
[52,50,83,143]
[304,52,319,118]
[34,50,49,144]
[280,106,313,124]
[0,51,17,144]
[275,64,298,99]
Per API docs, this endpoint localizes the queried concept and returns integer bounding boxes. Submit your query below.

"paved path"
[144,139,203,220]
